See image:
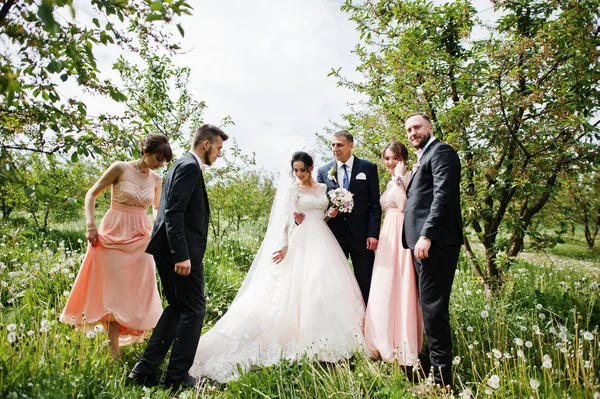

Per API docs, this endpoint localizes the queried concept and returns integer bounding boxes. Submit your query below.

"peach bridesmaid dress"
[60,164,162,345]
[364,180,423,365]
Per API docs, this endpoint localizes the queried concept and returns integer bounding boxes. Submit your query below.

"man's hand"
[174,259,192,276]
[415,236,431,260]
[272,246,288,264]
[293,212,305,225]
[366,237,378,251]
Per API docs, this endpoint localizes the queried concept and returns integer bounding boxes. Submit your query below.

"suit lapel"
[187,152,209,217]
[327,161,339,188]
[348,157,360,191]
[406,140,439,193]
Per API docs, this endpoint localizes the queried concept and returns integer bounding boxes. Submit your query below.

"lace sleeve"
[278,184,298,248]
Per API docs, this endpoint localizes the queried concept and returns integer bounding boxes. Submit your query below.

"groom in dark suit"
[401,113,462,389]
[129,124,228,389]
[315,130,382,304]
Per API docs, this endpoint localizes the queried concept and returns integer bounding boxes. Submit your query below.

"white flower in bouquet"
[328,188,354,213]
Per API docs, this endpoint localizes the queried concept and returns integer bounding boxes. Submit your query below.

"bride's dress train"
[189,184,368,383]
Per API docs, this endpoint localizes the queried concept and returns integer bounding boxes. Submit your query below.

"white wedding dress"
[189,183,368,383]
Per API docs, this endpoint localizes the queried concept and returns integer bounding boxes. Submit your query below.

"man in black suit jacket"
[129,124,228,389]
[401,113,463,389]
[315,130,382,304]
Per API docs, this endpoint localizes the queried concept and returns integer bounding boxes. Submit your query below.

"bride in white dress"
[189,151,369,383]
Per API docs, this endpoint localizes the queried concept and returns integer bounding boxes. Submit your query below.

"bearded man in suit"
[129,124,228,389]
[402,113,463,390]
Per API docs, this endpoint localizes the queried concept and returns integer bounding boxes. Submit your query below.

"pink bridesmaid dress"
[364,180,423,365]
[60,164,162,346]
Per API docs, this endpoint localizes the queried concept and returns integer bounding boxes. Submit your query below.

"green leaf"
[46,59,63,73]
[71,152,78,163]
[177,24,185,37]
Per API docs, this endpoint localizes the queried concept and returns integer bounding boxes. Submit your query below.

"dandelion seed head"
[514,338,524,346]
[7,324,16,332]
[530,379,540,389]
[7,332,17,343]
[583,331,594,341]
[86,331,96,339]
[93,324,105,334]
[525,341,533,348]
[487,374,500,389]
[536,304,542,310]
[480,310,489,319]
[467,326,473,332]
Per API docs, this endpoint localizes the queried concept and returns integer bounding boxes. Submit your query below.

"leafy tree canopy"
[336,0,600,290]
[0,0,192,169]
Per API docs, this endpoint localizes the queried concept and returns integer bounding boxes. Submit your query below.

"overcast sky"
[77,0,496,173]
[172,0,366,172]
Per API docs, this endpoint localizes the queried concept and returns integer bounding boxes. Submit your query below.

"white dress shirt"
[189,151,204,170]
[336,155,355,187]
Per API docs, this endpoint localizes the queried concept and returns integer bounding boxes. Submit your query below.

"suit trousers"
[140,254,206,381]
[339,240,375,304]
[412,245,460,385]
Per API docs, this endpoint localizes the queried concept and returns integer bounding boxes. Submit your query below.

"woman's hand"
[326,208,339,218]
[272,246,288,264]
[394,161,407,177]
[86,227,99,246]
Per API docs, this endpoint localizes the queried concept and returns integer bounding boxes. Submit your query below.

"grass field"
[1,222,598,398]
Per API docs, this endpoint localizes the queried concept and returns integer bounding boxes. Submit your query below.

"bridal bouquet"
[325,188,354,221]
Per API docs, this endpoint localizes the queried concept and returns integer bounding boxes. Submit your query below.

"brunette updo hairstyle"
[141,133,173,162]
[381,141,408,162]
[290,151,314,175]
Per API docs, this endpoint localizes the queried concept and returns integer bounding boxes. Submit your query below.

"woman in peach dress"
[60,134,172,358]
[364,141,423,366]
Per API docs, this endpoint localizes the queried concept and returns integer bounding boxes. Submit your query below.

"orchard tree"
[0,0,192,168]
[336,0,600,291]
[113,39,206,151]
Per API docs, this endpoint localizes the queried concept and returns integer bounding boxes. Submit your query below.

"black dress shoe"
[128,360,161,387]
[128,370,161,387]
[163,374,199,390]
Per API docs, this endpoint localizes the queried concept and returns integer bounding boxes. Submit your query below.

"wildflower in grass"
[525,341,533,348]
[86,331,96,339]
[485,388,492,395]
[7,323,16,332]
[467,326,473,332]
[492,349,502,359]
[93,324,105,334]
[584,361,592,369]
[559,332,567,341]
[536,304,542,310]
[459,388,473,398]
[549,326,557,334]
[517,350,525,359]
[542,354,553,369]
[487,374,500,389]
[480,310,489,318]
[530,379,540,389]
[7,332,17,343]
[538,313,546,320]
[452,356,461,365]
[62,290,70,296]
[515,338,524,346]
[594,392,600,399]
[583,331,594,341]
[40,320,50,333]
[27,330,34,336]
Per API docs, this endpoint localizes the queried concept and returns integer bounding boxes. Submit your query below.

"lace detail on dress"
[296,184,329,221]
[113,182,154,209]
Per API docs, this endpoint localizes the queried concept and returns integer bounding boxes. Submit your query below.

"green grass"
[0,221,599,398]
